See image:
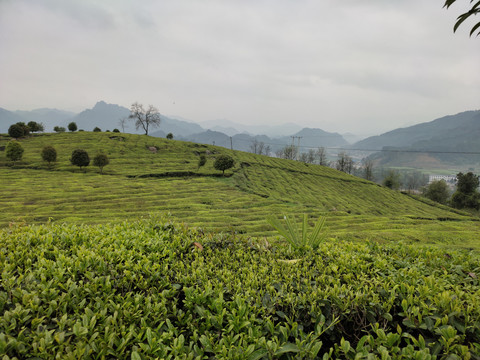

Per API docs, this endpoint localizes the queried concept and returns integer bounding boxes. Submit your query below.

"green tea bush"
[41,145,57,167]
[214,154,234,175]
[93,153,109,174]
[1,216,479,358]
[8,123,27,139]
[5,141,24,164]
[70,149,90,171]
[68,122,78,132]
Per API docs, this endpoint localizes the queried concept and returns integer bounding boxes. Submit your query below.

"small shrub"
[53,126,66,133]
[6,141,24,164]
[166,133,173,139]
[213,154,234,175]
[41,146,57,167]
[93,153,109,174]
[68,122,78,132]
[93,127,102,132]
[113,128,120,133]
[70,149,90,171]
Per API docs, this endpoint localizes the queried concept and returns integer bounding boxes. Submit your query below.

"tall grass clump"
[267,213,327,253]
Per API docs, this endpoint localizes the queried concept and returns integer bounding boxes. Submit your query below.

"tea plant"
[1,217,478,358]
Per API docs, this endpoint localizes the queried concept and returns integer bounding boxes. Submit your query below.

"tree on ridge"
[129,102,161,135]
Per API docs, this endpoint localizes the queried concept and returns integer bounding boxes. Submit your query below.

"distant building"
[428,175,456,184]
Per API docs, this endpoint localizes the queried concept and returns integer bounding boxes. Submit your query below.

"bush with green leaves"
[383,170,401,190]
[423,180,450,205]
[5,141,24,164]
[166,133,173,139]
[70,149,90,171]
[451,172,480,210]
[93,127,102,132]
[53,126,66,133]
[1,217,479,358]
[41,145,57,167]
[8,122,29,138]
[93,153,109,174]
[68,122,78,132]
[213,154,234,175]
[27,121,43,132]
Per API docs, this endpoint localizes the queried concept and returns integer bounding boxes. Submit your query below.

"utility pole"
[296,136,302,160]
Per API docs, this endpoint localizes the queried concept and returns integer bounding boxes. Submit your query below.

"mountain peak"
[92,101,109,110]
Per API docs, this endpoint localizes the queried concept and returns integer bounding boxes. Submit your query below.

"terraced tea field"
[1,132,479,249]
[2,132,480,358]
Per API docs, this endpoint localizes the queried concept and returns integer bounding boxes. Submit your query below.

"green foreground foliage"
[1,217,479,359]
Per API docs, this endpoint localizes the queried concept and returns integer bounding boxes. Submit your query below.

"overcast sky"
[0,0,479,135]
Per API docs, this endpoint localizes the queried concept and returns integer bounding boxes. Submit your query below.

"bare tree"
[299,152,308,163]
[281,145,297,160]
[363,158,374,181]
[118,117,128,133]
[129,102,161,135]
[250,138,266,155]
[336,152,354,174]
[316,147,328,166]
[264,145,271,157]
[300,149,316,164]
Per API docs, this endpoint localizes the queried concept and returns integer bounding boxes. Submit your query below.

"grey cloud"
[0,0,479,135]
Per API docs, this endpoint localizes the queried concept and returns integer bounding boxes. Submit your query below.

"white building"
[428,175,457,184]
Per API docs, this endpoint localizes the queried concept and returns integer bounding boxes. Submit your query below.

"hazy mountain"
[69,101,130,132]
[342,132,366,144]
[151,117,204,138]
[353,111,480,150]
[15,108,76,131]
[180,127,349,154]
[182,130,231,148]
[0,108,25,133]
[199,119,303,137]
[277,128,349,148]
[358,110,480,168]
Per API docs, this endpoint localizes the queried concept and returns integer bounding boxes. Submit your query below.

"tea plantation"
[1,132,480,358]
[1,216,479,358]
[0,132,479,247]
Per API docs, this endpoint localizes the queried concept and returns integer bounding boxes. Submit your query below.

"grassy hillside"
[1,131,479,248]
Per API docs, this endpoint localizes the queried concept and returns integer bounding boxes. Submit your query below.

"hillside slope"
[354,110,480,168]
[0,132,479,247]
[354,110,480,150]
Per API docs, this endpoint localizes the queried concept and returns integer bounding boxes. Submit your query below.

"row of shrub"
[1,216,479,358]
[7,121,120,138]
[2,141,109,173]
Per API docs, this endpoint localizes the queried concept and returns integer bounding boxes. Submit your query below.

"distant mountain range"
[2,102,479,168]
[353,110,480,168]
[0,101,349,152]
